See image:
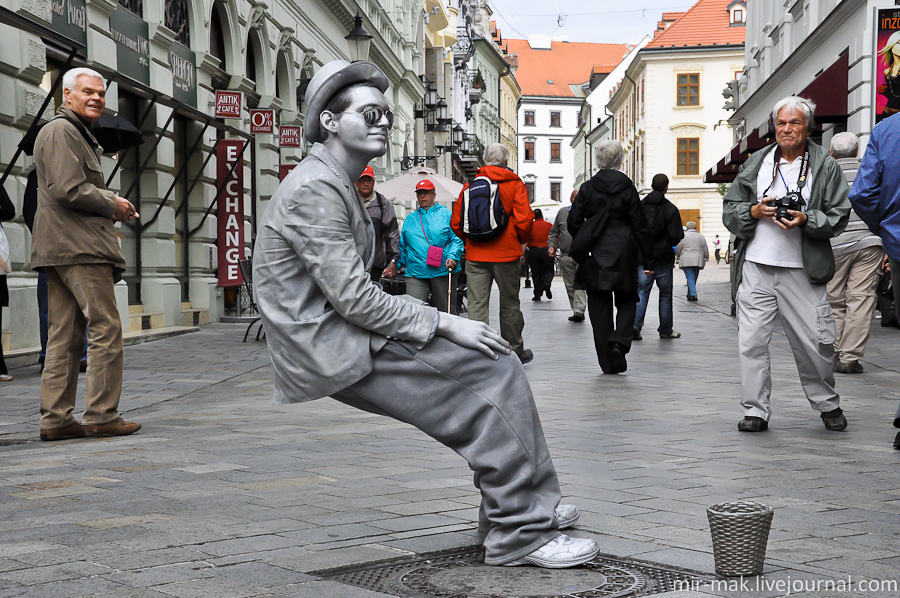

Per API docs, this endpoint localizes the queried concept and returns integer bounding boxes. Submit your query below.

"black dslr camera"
[772,191,805,221]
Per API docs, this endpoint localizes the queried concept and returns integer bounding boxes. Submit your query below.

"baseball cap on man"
[304,60,390,143]
[415,179,436,192]
[359,165,375,180]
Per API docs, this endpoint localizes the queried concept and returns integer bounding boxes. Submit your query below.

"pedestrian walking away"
[549,190,587,321]
[355,165,401,282]
[723,96,850,433]
[634,174,684,340]
[386,179,464,314]
[254,60,598,568]
[675,222,708,302]
[847,112,900,448]
[714,235,722,264]
[452,143,536,365]
[526,209,554,301]
[826,132,883,375]
[31,68,141,441]
[569,140,653,375]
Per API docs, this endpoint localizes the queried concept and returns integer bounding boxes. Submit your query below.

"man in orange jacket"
[452,144,535,363]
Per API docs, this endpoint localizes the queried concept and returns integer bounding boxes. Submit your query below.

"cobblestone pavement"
[1,263,899,597]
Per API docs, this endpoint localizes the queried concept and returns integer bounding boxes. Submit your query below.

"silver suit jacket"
[253,143,437,403]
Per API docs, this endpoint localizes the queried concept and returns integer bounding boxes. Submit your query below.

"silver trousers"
[331,336,561,564]
[737,261,840,421]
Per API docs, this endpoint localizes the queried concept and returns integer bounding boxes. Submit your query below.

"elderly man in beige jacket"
[32,68,141,441]
[675,221,709,301]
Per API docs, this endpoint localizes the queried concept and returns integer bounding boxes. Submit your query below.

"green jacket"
[722,140,850,301]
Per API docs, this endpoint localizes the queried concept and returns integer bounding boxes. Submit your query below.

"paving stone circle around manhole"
[319,546,712,597]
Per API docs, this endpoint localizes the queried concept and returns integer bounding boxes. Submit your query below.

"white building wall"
[517,97,582,221]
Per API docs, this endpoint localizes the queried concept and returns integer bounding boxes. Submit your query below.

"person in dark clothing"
[0,185,14,381]
[569,140,653,374]
[526,209,554,301]
[633,174,684,340]
[23,170,88,372]
[355,165,400,282]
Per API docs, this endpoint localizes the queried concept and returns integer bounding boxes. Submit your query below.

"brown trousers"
[827,245,883,363]
[40,264,123,429]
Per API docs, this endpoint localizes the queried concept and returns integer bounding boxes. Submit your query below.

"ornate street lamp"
[345,13,372,63]
[424,82,438,108]
[434,98,449,131]
[452,123,465,146]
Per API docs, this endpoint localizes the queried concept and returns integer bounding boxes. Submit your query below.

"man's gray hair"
[594,140,624,170]
[62,68,106,92]
[830,131,859,159]
[483,143,509,167]
[772,96,816,132]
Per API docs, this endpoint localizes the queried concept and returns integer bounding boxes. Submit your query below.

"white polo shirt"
[744,149,813,269]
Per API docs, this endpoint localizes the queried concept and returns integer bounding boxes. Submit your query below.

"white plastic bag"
[0,225,10,275]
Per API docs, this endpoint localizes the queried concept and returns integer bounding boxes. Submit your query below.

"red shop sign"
[279,125,301,147]
[215,90,243,118]
[216,139,245,287]
[249,109,274,133]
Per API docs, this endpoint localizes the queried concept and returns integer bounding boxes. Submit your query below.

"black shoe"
[517,349,534,364]
[79,360,87,373]
[532,296,541,301]
[894,431,900,450]
[738,417,768,432]
[568,313,585,322]
[633,327,642,341]
[609,343,627,373]
[546,289,552,299]
[821,408,847,431]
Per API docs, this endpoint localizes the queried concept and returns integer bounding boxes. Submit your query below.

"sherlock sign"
[216,139,246,287]
[168,41,197,107]
[215,91,243,119]
[249,109,275,133]
[280,125,301,147]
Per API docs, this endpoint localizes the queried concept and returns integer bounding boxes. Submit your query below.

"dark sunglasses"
[342,106,394,128]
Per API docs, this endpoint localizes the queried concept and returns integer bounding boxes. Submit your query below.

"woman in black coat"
[0,185,14,381]
[568,140,653,374]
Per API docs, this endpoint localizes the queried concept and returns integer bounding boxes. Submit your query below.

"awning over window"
[704,51,849,184]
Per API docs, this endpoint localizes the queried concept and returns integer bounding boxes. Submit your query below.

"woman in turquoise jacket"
[391,179,464,313]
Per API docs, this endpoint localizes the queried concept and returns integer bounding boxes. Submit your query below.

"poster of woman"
[875,8,900,124]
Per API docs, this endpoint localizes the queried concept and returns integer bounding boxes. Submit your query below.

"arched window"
[164,0,190,46]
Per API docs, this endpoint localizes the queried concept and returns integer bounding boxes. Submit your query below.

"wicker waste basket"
[707,501,774,577]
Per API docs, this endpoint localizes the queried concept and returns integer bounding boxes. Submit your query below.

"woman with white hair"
[568,140,653,374]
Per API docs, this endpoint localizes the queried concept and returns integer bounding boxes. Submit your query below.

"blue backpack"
[458,176,509,241]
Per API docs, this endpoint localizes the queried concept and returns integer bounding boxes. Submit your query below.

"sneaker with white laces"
[503,533,600,568]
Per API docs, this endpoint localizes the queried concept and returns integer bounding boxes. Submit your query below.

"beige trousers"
[826,245,883,363]
[466,260,525,354]
[40,264,124,429]
[559,253,586,316]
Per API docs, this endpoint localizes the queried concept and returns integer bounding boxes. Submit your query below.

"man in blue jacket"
[847,112,900,449]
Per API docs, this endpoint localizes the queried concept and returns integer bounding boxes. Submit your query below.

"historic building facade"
[0,0,437,361]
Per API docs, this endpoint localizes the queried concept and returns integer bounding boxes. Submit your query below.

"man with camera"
[723,97,851,433]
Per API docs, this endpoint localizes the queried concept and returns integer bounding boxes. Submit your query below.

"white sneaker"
[555,504,580,529]
[504,533,600,568]
[477,504,580,542]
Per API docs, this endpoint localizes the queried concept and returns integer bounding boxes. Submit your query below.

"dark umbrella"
[18,113,144,155]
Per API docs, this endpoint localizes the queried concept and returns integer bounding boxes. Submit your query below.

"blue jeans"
[634,265,674,335]
[38,272,87,362]
[683,266,700,298]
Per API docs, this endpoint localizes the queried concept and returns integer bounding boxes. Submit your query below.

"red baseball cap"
[358,165,375,180]
[416,179,436,192]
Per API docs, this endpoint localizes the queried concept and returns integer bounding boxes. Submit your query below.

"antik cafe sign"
[109,7,150,85]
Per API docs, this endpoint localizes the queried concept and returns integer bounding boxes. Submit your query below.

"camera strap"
[764,145,810,196]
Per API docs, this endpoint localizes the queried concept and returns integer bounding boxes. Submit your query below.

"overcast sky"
[488,0,696,45]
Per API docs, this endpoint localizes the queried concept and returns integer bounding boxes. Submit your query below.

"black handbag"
[569,209,609,264]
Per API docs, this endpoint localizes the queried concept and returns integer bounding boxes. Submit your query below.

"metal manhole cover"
[319,546,711,597]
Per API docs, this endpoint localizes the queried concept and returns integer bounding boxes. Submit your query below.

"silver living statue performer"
[253,60,599,568]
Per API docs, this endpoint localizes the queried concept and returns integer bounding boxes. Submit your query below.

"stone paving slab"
[2,264,900,596]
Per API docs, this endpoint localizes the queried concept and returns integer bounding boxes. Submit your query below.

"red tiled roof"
[504,39,629,97]
[646,0,746,49]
